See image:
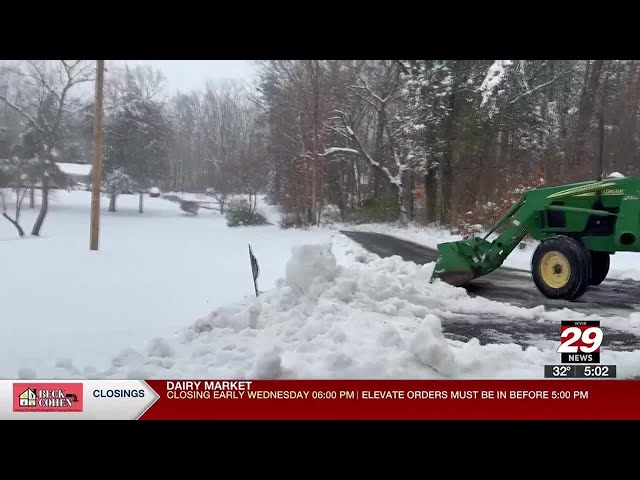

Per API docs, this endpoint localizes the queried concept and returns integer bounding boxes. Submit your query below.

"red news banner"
[141,380,640,420]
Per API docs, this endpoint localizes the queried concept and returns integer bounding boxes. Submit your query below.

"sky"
[114,60,258,94]
[1,60,258,97]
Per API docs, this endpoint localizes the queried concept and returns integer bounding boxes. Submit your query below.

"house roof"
[56,162,92,177]
[19,388,36,398]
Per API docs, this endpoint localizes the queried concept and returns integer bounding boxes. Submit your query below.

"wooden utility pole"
[90,60,105,251]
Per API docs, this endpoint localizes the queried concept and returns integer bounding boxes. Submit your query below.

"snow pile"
[606,171,625,178]
[36,243,640,380]
[285,244,339,294]
[409,314,456,376]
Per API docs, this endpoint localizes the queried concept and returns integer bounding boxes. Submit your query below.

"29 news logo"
[558,320,602,364]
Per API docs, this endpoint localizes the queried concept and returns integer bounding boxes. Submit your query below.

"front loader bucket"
[429,236,500,287]
[431,195,528,287]
[430,241,477,287]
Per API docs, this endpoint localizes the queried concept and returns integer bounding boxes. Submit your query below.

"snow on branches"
[479,60,513,116]
[103,167,135,195]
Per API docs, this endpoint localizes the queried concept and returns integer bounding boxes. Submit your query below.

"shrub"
[319,204,343,224]
[279,213,304,229]
[225,199,268,227]
[180,200,200,215]
[351,196,400,224]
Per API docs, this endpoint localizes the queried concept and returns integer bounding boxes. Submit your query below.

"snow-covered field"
[2,190,640,380]
[0,190,352,378]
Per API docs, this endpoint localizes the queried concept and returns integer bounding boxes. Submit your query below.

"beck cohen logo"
[13,383,83,413]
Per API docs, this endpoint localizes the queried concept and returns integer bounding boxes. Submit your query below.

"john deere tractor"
[430,174,639,300]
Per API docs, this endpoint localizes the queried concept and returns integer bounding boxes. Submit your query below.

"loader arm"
[431,196,535,286]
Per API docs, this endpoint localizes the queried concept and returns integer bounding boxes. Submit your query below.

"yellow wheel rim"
[540,251,571,289]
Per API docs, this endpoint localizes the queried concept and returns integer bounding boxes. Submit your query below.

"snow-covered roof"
[606,171,625,178]
[56,162,92,177]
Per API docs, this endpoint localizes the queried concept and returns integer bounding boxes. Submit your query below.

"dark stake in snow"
[249,244,260,297]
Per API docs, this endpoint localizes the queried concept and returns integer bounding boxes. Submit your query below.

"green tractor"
[430,174,639,300]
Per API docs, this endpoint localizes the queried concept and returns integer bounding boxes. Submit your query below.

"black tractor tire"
[531,236,592,300]
[590,251,610,286]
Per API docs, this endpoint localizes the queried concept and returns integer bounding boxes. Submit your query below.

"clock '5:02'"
[582,365,610,377]
[574,364,616,377]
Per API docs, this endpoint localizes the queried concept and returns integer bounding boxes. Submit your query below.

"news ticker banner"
[1,379,640,420]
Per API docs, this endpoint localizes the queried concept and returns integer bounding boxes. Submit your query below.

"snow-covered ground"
[2,191,640,380]
[0,190,352,378]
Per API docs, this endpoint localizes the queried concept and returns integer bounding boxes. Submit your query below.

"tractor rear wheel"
[531,236,592,300]
[590,251,610,286]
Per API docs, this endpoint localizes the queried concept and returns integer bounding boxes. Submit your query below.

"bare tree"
[191,80,269,211]
[0,60,94,235]
[126,64,165,100]
[571,60,605,177]
[0,157,32,236]
[325,109,411,222]
[319,62,412,221]
[0,190,26,236]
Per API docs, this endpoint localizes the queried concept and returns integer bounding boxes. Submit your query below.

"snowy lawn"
[2,191,640,380]
[0,190,352,378]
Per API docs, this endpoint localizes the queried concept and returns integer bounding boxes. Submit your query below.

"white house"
[55,162,92,188]
[1,160,92,189]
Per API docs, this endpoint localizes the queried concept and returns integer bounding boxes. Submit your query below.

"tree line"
[1,60,638,235]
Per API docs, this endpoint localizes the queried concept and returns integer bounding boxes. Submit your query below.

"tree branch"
[347,86,379,108]
[320,147,360,157]
[332,111,402,188]
[0,93,42,133]
[508,70,574,105]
